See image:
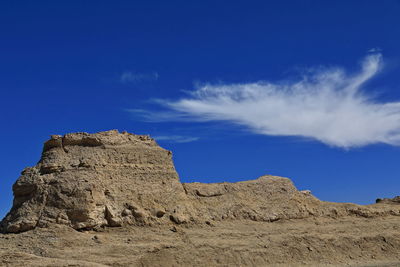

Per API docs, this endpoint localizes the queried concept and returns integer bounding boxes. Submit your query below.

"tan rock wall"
[2,130,400,234]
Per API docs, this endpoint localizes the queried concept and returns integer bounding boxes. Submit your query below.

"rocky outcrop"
[376,196,400,204]
[1,130,400,234]
[1,130,187,233]
[183,176,316,222]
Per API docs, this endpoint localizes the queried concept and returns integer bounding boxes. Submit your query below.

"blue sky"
[1,0,400,219]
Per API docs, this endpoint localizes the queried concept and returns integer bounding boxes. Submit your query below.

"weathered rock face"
[2,130,400,234]
[183,176,318,222]
[1,130,187,233]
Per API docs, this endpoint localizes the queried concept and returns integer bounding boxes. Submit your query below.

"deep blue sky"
[1,1,400,219]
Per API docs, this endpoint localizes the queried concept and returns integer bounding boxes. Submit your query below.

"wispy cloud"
[126,108,192,122]
[120,71,159,83]
[130,53,400,148]
[368,47,382,53]
[153,135,199,143]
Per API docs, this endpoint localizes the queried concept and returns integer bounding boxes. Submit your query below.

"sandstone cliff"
[1,130,400,234]
[1,130,187,232]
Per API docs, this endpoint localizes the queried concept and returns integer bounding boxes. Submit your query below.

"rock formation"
[1,130,186,233]
[376,196,400,204]
[2,130,400,234]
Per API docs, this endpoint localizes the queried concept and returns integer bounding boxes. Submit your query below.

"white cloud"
[120,71,159,83]
[153,135,199,143]
[131,53,400,148]
[368,47,382,53]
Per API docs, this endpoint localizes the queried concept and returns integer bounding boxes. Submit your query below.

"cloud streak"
[131,53,400,148]
[120,71,159,83]
[153,135,199,143]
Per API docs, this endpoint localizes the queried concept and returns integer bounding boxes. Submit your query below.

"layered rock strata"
[1,130,186,233]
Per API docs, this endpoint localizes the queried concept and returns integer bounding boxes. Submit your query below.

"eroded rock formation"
[1,130,400,234]
[1,130,186,233]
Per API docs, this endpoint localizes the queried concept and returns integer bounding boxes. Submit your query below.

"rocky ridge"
[1,130,400,234]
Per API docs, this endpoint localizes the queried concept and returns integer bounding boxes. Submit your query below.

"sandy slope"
[1,216,400,267]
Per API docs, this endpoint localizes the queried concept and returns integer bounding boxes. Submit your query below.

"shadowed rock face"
[2,130,400,234]
[376,196,400,204]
